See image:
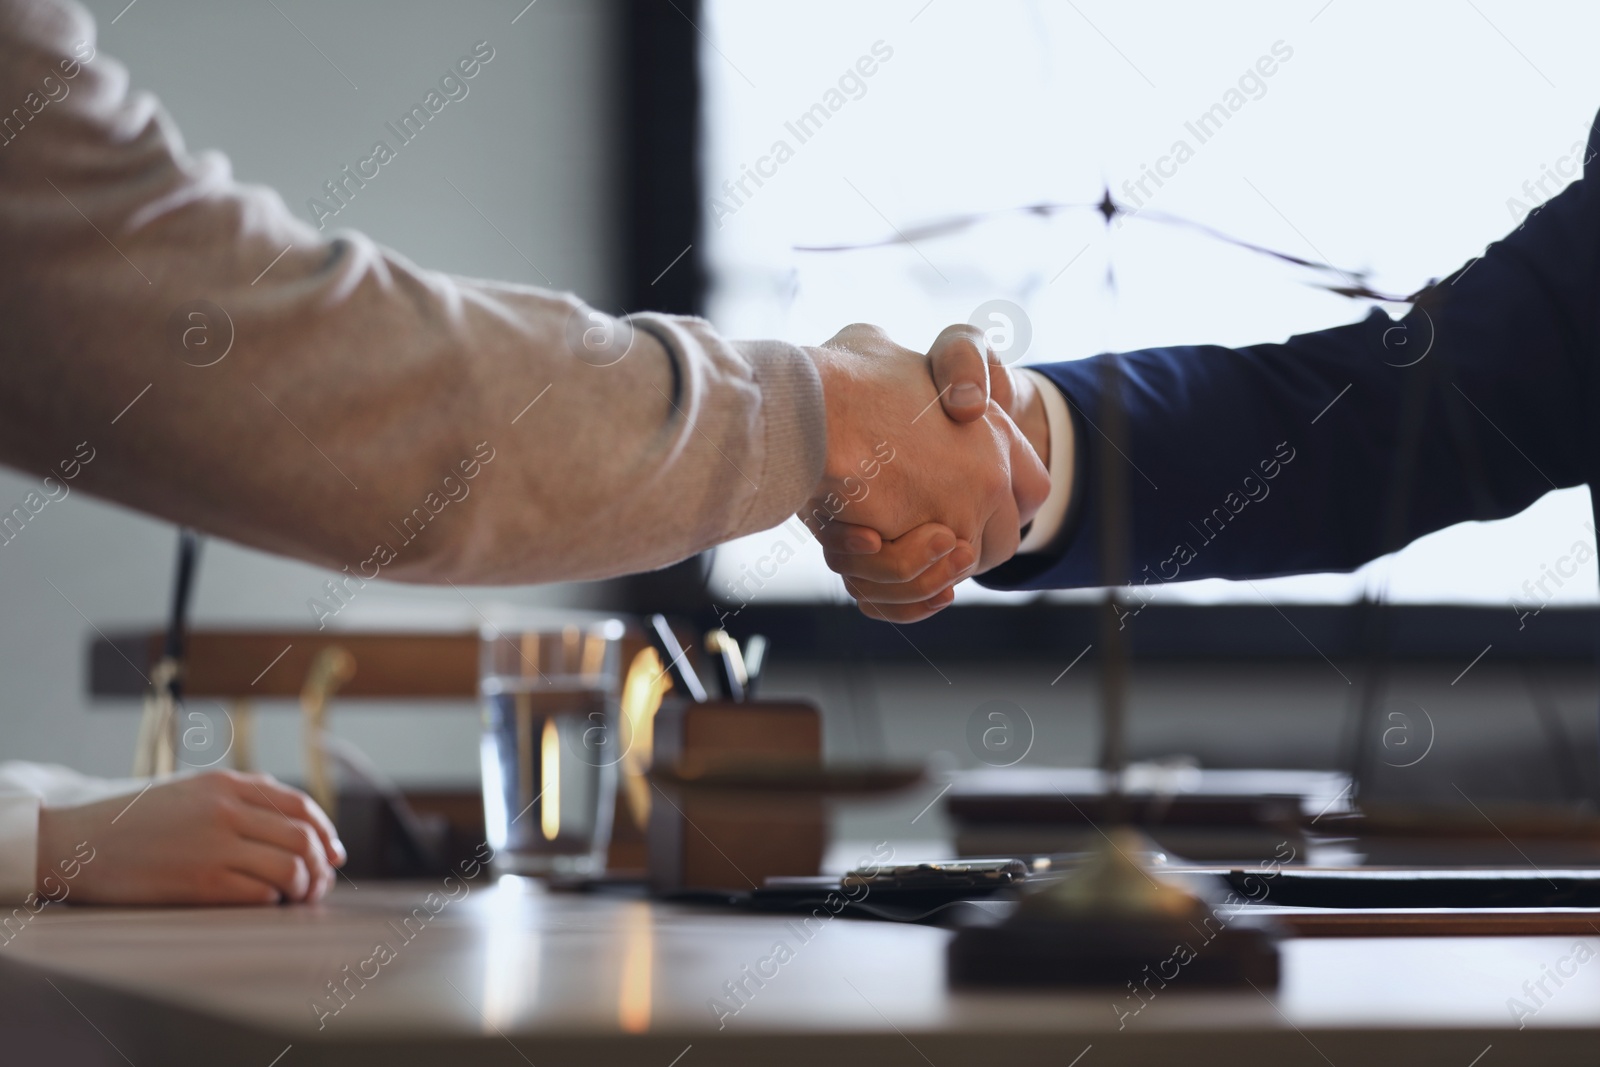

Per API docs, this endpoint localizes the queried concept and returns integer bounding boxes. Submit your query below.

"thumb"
[928,324,992,423]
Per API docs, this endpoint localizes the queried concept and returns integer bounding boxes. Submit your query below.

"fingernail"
[845,533,876,553]
[929,533,956,559]
[949,382,984,407]
[950,546,976,574]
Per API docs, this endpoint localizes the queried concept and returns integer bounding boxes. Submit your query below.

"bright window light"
[702,0,1600,609]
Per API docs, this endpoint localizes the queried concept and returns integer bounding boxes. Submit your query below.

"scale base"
[948,912,1280,987]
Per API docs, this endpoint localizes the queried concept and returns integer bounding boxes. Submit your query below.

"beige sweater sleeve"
[0,0,825,585]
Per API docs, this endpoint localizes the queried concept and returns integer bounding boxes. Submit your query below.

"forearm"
[990,320,1592,593]
[984,131,1600,591]
[0,5,825,585]
[0,761,140,906]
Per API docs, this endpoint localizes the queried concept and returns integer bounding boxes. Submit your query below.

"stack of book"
[946,766,1352,863]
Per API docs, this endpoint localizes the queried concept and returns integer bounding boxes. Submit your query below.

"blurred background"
[10,0,1600,854]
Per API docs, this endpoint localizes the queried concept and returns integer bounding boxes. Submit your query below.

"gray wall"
[0,0,619,784]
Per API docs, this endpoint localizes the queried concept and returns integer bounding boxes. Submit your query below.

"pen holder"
[648,697,825,893]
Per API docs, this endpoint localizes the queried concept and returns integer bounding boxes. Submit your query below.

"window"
[701,0,1600,609]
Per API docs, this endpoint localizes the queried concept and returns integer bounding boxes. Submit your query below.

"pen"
[648,614,708,703]
[163,528,202,702]
[742,634,767,700]
[705,629,746,703]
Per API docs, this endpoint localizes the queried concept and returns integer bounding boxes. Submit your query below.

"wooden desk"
[3,880,1598,1066]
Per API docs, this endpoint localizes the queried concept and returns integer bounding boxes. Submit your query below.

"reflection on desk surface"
[3,877,1600,1045]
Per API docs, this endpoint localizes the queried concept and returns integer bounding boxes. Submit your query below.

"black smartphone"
[848,859,1031,891]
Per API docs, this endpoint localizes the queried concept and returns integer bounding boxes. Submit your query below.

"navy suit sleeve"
[983,111,1600,592]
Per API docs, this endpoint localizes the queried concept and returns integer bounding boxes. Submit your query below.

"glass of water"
[479,617,625,876]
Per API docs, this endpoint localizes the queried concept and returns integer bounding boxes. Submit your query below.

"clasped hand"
[804,324,1050,622]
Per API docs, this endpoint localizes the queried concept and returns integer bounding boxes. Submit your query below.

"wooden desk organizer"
[648,697,825,893]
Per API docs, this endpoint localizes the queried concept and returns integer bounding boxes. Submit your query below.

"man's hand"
[804,324,1049,621]
[36,770,347,905]
[817,327,1057,622]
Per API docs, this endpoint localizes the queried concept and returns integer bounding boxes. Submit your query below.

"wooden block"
[648,698,825,893]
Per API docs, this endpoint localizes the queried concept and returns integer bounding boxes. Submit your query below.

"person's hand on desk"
[805,324,1051,622]
[36,770,346,905]
[817,329,1064,622]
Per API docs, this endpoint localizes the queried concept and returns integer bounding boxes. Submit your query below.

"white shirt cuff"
[0,792,40,905]
[0,763,149,906]
[1015,368,1075,554]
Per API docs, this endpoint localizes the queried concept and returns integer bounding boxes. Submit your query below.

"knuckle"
[273,854,303,885]
[208,794,237,823]
[198,867,231,897]
[984,468,1009,505]
[877,547,918,581]
[951,331,985,357]
[899,554,933,581]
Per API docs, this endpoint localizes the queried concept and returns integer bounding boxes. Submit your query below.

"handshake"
[801,324,1056,623]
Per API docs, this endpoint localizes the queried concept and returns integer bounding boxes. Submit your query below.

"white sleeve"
[0,792,39,904]
[0,763,148,905]
[0,761,146,806]
[1015,369,1075,554]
